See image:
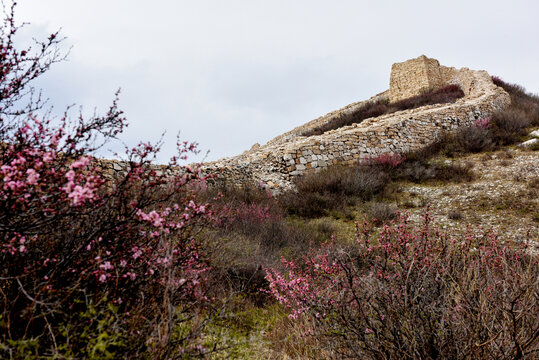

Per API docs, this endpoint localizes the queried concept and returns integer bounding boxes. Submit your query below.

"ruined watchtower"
[389,55,445,103]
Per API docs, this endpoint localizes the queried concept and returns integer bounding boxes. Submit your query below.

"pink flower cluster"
[364,152,406,168]
[62,157,101,206]
[266,244,343,319]
[475,116,492,129]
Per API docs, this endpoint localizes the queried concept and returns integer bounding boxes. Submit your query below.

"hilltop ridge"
[204,55,511,190]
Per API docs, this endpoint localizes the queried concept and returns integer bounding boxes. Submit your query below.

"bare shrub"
[281,163,390,218]
[396,160,437,183]
[281,190,342,218]
[448,209,464,220]
[435,161,475,183]
[493,76,539,126]
[396,160,474,184]
[338,165,391,197]
[404,138,446,162]
[491,109,530,145]
[457,125,493,153]
[528,176,539,190]
[224,264,269,305]
[368,201,398,224]
[498,149,514,159]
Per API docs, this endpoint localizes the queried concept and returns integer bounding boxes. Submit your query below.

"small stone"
[517,138,539,148]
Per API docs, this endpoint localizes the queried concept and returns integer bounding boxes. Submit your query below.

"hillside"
[191,56,539,358]
[202,143,539,359]
[2,39,538,358]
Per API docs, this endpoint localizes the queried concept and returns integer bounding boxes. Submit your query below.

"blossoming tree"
[0,2,217,358]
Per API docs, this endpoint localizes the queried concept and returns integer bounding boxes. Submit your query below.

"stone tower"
[389,55,444,103]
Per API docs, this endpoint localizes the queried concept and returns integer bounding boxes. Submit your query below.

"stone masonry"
[389,55,445,103]
[201,56,511,191]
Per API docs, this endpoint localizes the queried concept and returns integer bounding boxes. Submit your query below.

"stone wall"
[263,90,390,148]
[204,56,511,191]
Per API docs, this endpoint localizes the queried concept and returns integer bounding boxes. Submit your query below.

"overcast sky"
[13,0,539,162]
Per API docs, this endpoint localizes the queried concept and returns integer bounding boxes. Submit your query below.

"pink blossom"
[136,209,166,227]
[42,152,54,162]
[67,184,95,206]
[69,156,90,169]
[99,261,113,271]
[25,169,40,185]
[475,116,492,129]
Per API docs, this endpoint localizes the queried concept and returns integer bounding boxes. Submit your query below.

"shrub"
[200,181,336,300]
[488,76,539,147]
[395,159,474,184]
[456,125,493,153]
[434,161,475,183]
[423,123,493,158]
[266,212,539,359]
[203,181,275,206]
[337,164,391,197]
[223,264,269,305]
[493,76,539,127]
[367,201,397,224]
[281,163,390,218]
[491,109,530,145]
[448,209,464,220]
[0,5,219,358]
[396,160,436,182]
[363,153,406,169]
